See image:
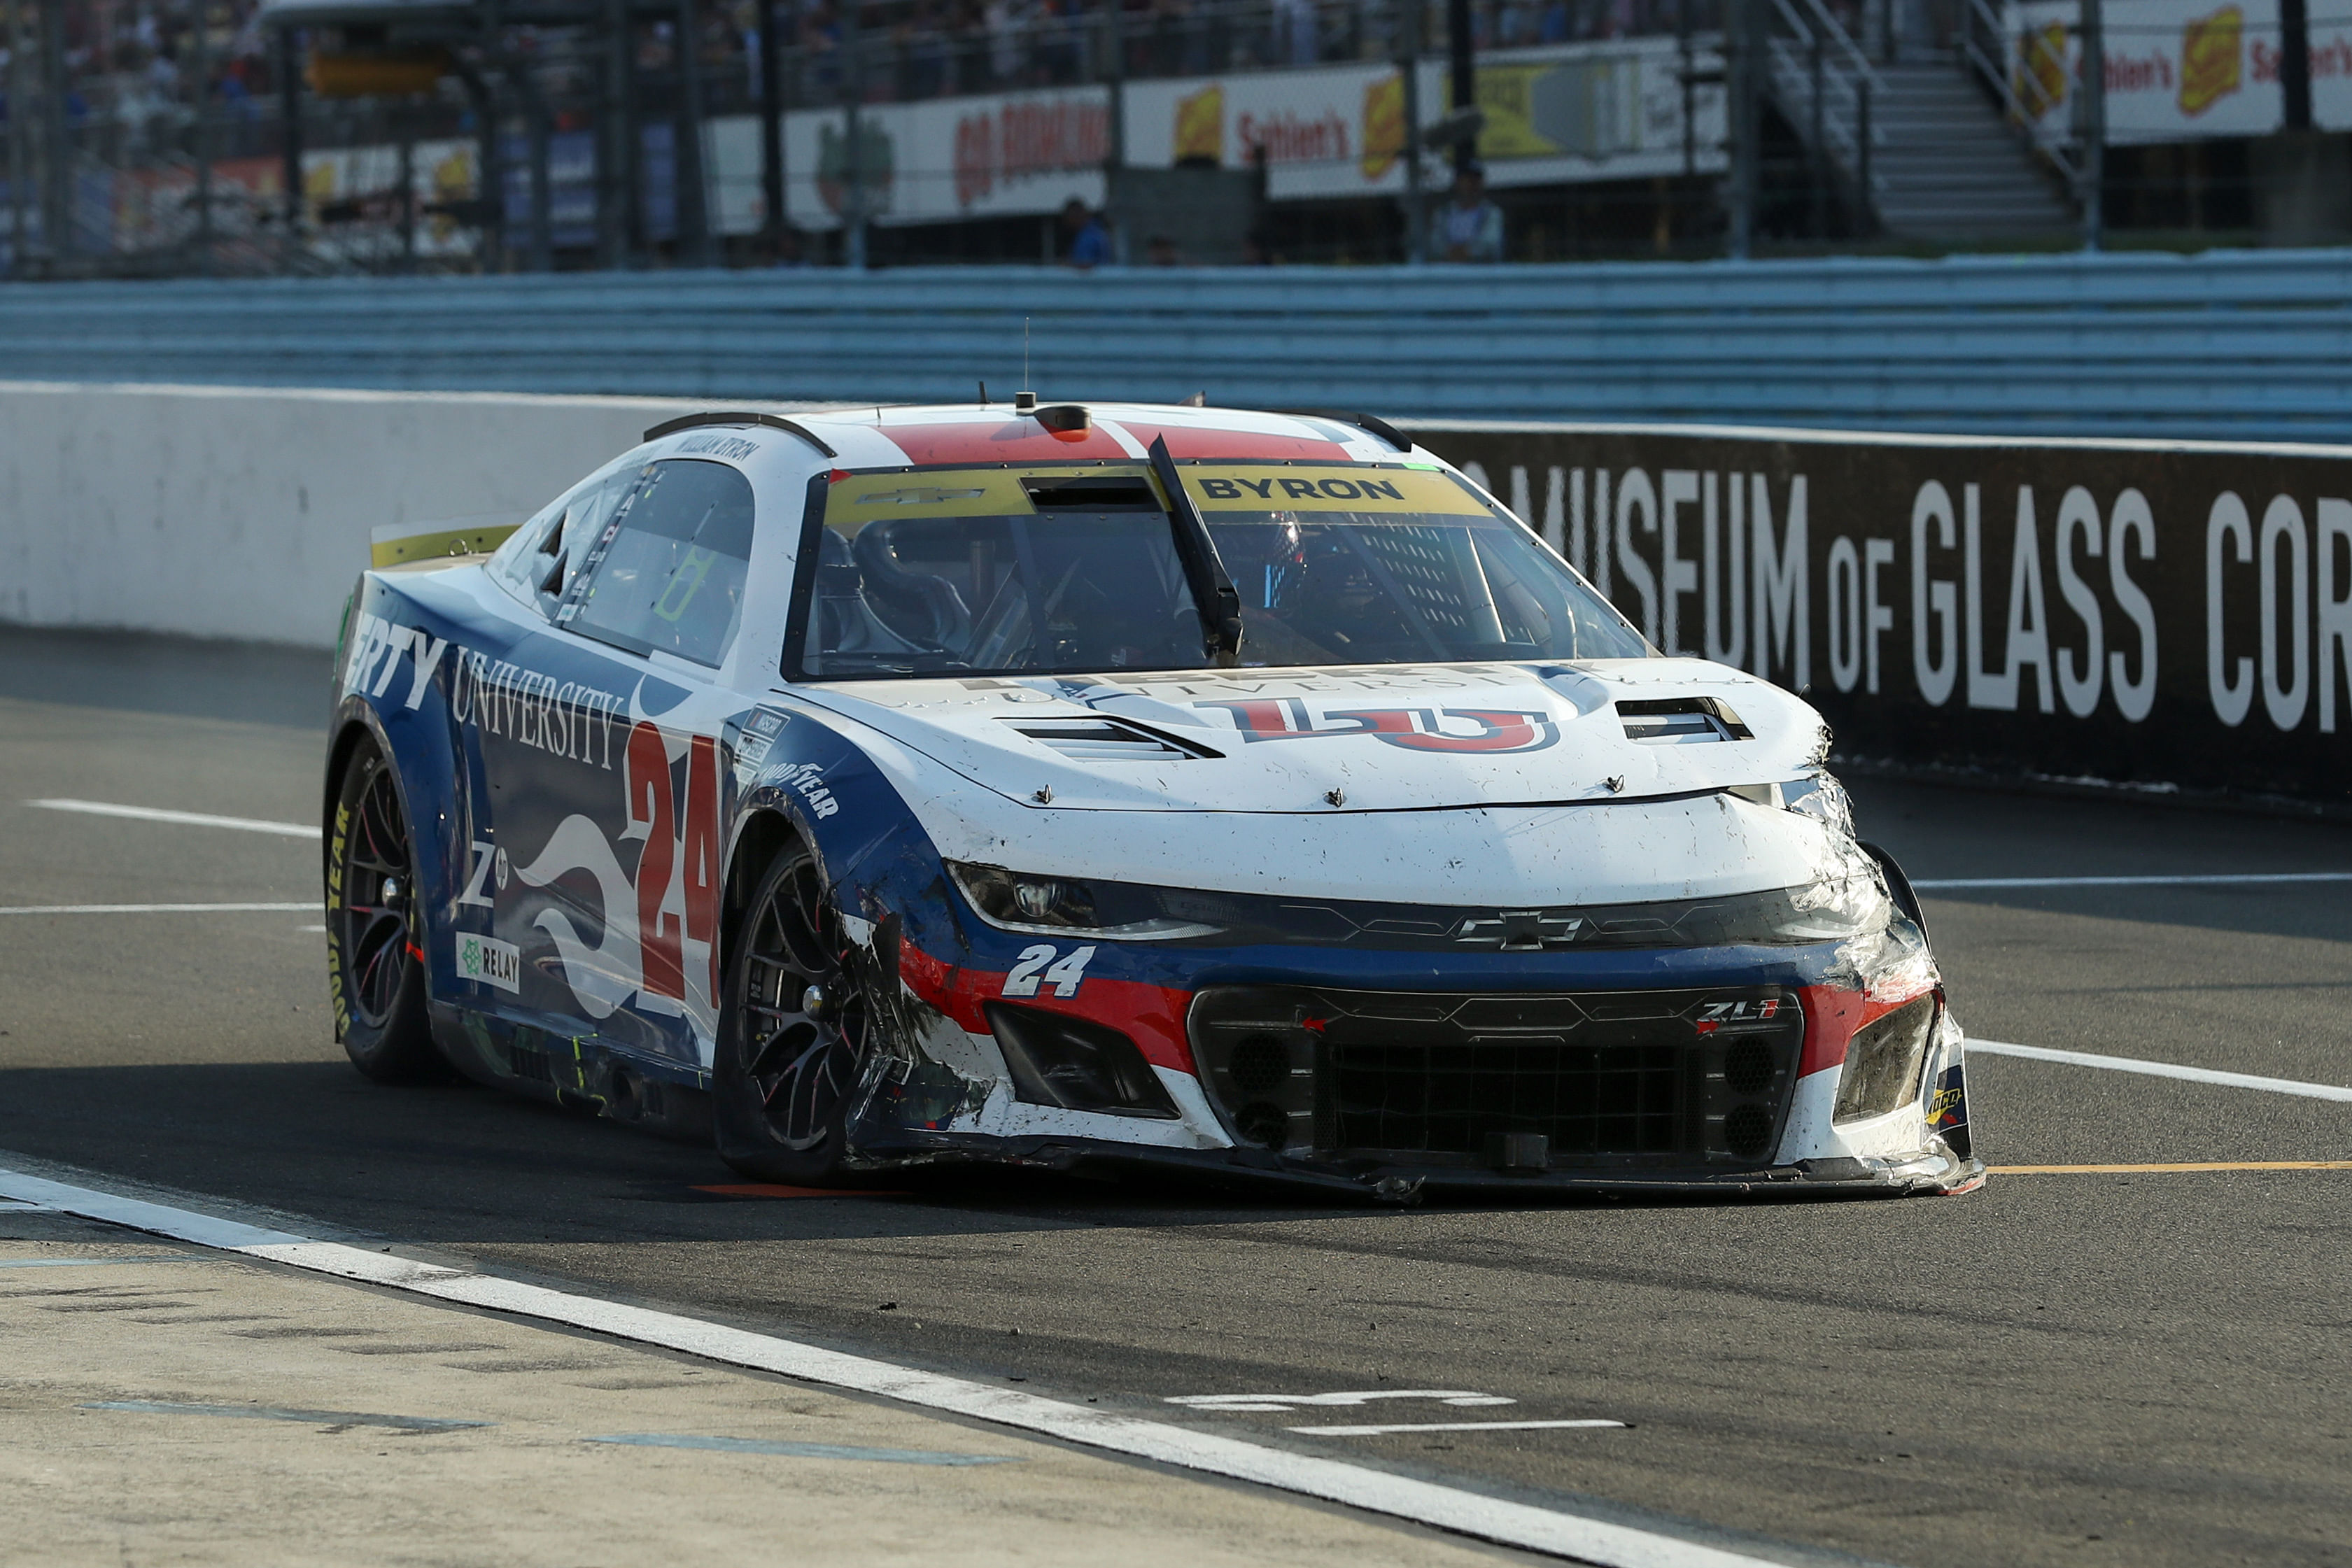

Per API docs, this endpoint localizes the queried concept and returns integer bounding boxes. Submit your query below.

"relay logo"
[1195,697,1559,754]
[457,933,521,994]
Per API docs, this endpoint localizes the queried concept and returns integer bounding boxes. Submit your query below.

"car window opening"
[794,462,1647,680]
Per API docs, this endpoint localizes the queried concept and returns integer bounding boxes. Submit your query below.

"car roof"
[780,402,1410,467]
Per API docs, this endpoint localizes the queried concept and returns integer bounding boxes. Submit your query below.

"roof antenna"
[1015,318,1036,414]
[978,379,989,406]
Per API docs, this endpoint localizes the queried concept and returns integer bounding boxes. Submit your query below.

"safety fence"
[9,246,2352,437]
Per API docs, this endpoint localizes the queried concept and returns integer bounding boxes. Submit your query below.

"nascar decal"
[1195,696,1559,754]
[514,716,725,1034]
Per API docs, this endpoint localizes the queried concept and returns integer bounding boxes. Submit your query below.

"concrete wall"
[0,382,700,648]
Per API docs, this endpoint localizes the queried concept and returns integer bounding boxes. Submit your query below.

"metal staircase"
[1763,0,2080,243]
[1871,58,2078,240]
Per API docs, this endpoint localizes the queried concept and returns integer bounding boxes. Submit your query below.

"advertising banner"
[1122,39,1722,201]
[1463,38,1728,186]
[1995,0,2352,143]
[782,87,1111,231]
[111,157,283,252]
[1411,423,2352,804]
[301,139,481,256]
[1122,61,1420,200]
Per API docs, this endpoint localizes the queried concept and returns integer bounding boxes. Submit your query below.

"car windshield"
[790,462,1647,679]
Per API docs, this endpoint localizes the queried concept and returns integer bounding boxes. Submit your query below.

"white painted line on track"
[1969,1040,2352,1102]
[26,799,319,840]
[1289,1420,1630,1436]
[0,903,316,916]
[0,1160,1791,1568]
[1914,871,2352,890]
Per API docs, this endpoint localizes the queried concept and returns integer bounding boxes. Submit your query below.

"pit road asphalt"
[1,626,2347,1568]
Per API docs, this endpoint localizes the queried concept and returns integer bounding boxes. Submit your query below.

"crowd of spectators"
[3,0,1716,154]
[0,0,281,162]
[718,0,1714,109]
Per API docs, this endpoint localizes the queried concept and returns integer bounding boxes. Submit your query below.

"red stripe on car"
[1111,422,1353,460]
[878,419,1134,465]
[897,938,1197,1073]
[1796,978,1940,1077]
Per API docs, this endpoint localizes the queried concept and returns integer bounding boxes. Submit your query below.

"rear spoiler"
[369,515,522,569]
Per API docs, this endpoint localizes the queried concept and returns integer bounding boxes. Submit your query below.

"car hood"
[791,659,1828,814]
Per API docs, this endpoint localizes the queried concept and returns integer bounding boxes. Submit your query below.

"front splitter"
[850,1130,1987,1203]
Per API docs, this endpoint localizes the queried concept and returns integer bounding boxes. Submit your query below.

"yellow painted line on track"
[1992,1161,2352,1174]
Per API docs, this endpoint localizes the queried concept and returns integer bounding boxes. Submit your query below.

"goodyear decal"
[324,801,351,1038]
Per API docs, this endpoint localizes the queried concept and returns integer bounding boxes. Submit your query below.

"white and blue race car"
[325,400,1980,1199]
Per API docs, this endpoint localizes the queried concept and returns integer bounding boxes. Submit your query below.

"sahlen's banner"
[2004,0,2352,143]
[1122,38,1721,202]
[1410,423,2352,804]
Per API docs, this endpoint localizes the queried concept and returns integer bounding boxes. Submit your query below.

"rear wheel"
[713,842,873,1185]
[327,739,444,1082]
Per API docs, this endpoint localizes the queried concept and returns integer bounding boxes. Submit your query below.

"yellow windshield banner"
[1183,465,1486,516]
[829,469,1046,522]
[826,462,1484,526]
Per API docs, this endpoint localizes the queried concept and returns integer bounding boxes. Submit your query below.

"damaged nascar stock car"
[325,400,1981,1201]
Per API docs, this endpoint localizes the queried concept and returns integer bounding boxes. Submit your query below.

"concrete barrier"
[0,381,704,649]
[4,382,2343,809]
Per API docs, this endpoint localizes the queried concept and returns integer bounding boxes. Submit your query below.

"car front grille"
[1189,984,1803,1171]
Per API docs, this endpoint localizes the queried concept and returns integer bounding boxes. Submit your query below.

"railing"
[1763,0,1881,231]
[14,248,2352,439]
[1960,0,2083,193]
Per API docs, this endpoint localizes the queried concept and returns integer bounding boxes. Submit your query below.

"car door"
[477,457,758,1073]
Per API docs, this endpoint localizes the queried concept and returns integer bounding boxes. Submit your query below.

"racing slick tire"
[326,737,447,1083]
[713,840,875,1186]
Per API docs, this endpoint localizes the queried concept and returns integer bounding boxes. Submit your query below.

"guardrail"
[10,246,2352,437]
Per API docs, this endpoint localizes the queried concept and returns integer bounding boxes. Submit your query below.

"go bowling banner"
[1410,421,2352,807]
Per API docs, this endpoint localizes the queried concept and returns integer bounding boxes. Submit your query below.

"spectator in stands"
[985,0,1023,83]
[1146,233,1180,265]
[1061,197,1111,267]
[1431,162,1503,262]
[1275,0,1318,64]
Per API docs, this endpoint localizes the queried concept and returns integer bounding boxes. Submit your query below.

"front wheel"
[712,841,873,1185]
[326,738,445,1082]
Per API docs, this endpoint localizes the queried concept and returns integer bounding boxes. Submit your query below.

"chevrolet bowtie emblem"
[1456,911,1584,949]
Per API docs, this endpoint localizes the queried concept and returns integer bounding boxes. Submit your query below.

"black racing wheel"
[326,738,445,1082]
[713,840,874,1185]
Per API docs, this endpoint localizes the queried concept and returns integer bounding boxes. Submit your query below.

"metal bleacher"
[6,246,2352,440]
